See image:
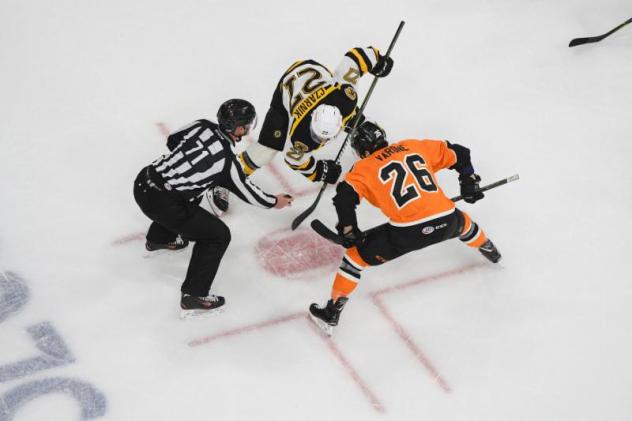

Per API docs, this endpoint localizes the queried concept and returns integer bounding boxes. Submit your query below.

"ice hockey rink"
[1,0,631,419]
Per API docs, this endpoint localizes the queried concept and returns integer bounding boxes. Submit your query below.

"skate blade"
[308,312,334,336]
[483,253,502,264]
[180,307,224,320]
[143,248,187,259]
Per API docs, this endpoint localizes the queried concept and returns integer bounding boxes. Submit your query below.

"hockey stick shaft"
[569,17,632,47]
[450,173,519,202]
[311,174,520,244]
[291,20,406,231]
[331,21,406,164]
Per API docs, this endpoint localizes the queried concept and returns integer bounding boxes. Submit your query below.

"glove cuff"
[459,173,480,182]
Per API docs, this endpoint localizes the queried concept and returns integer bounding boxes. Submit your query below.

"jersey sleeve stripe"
[355,48,374,73]
[370,46,380,60]
[348,49,369,73]
[285,155,315,171]
[344,51,363,72]
[238,151,258,176]
[228,164,276,208]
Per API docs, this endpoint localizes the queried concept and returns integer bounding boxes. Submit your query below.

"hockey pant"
[330,209,488,300]
[134,167,230,297]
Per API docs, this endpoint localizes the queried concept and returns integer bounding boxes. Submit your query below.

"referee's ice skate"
[180,294,226,319]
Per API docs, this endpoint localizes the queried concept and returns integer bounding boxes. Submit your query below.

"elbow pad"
[333,182,360,227]
[447,141,474,175]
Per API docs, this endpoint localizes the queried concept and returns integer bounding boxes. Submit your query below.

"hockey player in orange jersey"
[309,121,501,335]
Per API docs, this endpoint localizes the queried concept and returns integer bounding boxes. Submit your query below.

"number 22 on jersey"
[282,67,327,114]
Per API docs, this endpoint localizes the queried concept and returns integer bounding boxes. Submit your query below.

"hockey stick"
[569,17,632,47]
[449,173,519,202]
[290,20,406,231]
[310,174,520,245]
[311,219,345,246]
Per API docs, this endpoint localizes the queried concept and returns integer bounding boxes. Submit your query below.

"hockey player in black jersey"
[133,99,293,318]
[236,47,394,186]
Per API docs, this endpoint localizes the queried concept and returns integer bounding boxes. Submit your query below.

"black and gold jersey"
[240,47,383,181]
[259,60,358,154]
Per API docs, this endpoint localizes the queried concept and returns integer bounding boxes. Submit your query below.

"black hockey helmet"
[350,120,388,158]
[217,99,257,135]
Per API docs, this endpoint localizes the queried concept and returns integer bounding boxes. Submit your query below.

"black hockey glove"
[336,224,365,249]
[459,173,484,204]
[315,160,342,184]
[370,55,394,78]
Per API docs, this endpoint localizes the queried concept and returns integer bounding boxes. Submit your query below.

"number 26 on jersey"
[379,154,438,208]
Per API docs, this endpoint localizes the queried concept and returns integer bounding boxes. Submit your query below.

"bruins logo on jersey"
[345,86,357,101]
[286,141,310,161]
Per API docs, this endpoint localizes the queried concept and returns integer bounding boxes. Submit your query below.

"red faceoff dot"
[255,227,344,279]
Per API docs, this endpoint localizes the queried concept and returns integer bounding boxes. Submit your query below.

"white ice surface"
[1,0,632,420]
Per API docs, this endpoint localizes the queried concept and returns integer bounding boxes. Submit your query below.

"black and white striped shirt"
[151,119,277,208]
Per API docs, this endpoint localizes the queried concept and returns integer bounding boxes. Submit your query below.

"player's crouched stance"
[134,99,293,319]
[309,122,501,335]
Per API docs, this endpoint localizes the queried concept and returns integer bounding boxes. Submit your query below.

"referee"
[133,99,292,318]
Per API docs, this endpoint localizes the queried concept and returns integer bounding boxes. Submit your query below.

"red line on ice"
[372,294,451,393]
[189,313,385,413]
[376,263,485,296]
[306,319,386,413]
[111,231,145,245]
[188,312,304,347]
[370,262,486,393]
[263,157,318,199]
[268,161,297,196]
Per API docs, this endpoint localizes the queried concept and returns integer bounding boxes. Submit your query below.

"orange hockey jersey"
[344,139,458,226]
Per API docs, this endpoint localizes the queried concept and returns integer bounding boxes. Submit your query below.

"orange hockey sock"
[332,273,358,300]
[330,247,368,300]
[459,211,488,248]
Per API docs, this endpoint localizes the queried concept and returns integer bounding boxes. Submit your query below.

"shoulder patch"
[344,86,357,101]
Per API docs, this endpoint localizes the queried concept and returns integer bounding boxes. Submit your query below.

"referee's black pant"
[133,166,230,297]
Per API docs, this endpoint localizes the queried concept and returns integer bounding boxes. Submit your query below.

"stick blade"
[291,204,316,230]
[310,219,343,245]
[291,186,327,230]
[569,37,594,47]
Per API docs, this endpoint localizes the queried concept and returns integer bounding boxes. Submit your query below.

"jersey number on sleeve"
[379,154,438,208]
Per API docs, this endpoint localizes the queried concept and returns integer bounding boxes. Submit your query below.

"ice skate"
[207,186,229,217]
[479,239,501,263]
[308,297,348,336]
[180,294,226,319]
[144,235,189,258]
